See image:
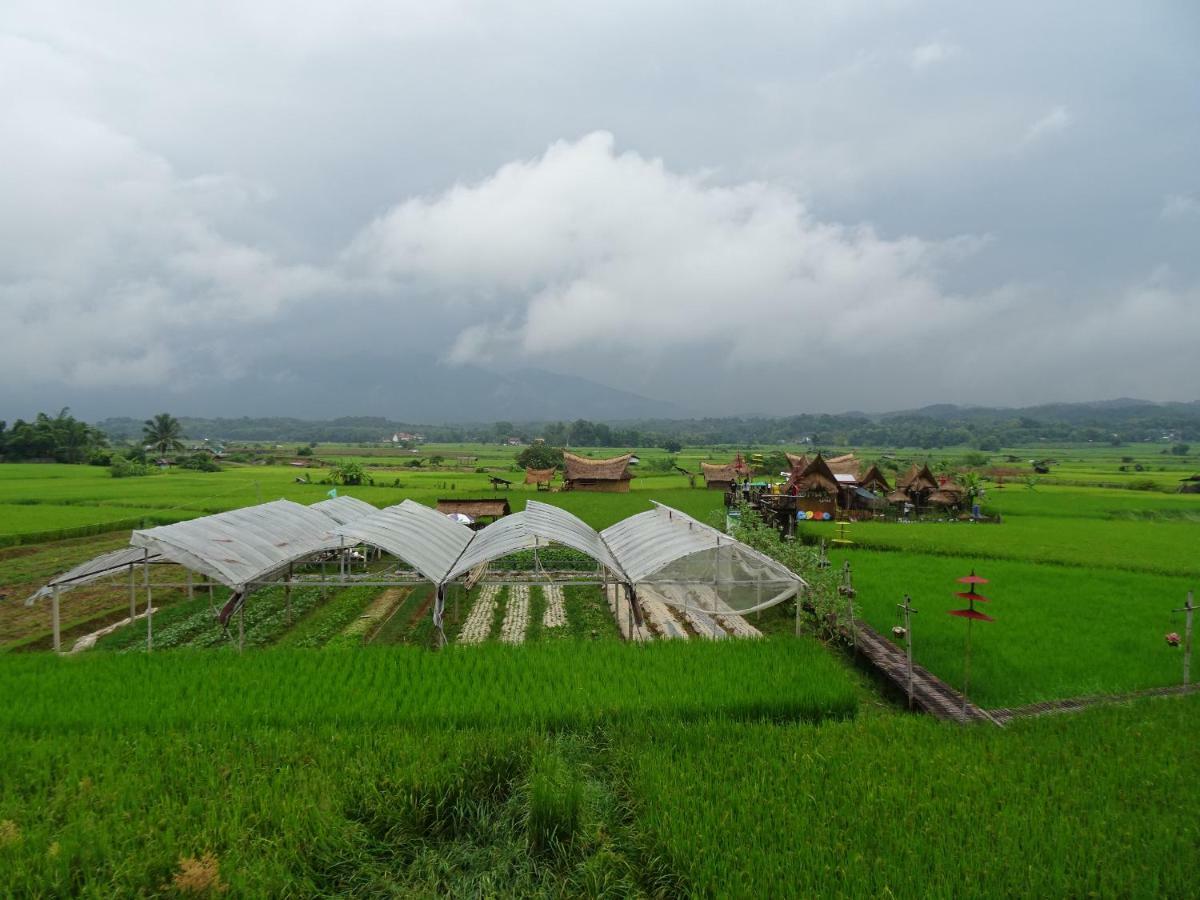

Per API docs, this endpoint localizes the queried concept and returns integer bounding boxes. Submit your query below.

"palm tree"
[143,413,185,457]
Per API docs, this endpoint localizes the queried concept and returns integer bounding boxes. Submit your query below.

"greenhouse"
[27,497,805,649]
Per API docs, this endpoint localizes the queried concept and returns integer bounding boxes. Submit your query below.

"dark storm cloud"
[1,1,1198,420]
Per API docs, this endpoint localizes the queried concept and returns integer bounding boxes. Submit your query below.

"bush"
[516,444,564,470]
[87,450,113,466]
[296,446,313,457]
[110,457,156,478]
[179,453,221,472]
[1127,479,1159,492]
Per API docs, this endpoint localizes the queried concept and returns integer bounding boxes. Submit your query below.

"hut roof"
[436,498,512,519]
[925,490,960,507]
[524,467,556,485]
[785,452,809,470]
[825,454,862,478]
[562,452,633,482]
[730,452,752,476]
[859,465,891,492]
[788,453,839,495]
[886,489,911,504]
[701,462,737,484]
[897,463,938,492]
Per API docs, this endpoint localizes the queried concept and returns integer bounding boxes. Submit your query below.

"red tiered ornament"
[949,569,994,716]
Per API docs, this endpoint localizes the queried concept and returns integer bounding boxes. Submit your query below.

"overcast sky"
[3,1,1198,421]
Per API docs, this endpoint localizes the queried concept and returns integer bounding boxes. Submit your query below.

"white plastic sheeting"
[443,502,621,582]
[332,499,474,583]
[130,499,341,591]
[311,495,378,525]
[603,503,801,615]
[24,547,166,605]
[27,498,804,621]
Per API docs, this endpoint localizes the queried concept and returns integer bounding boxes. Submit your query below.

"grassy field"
[0,443,1198,895]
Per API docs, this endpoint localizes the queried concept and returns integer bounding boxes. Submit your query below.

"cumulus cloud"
[346,132,985,369]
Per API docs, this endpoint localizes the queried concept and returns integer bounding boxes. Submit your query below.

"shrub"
[296,446,313,457]
[87,450,113,466]
[179,453,221,472]
[110,457,156,478]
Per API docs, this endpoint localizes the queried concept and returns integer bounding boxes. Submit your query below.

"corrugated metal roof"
[130,500,341,591]
[333,500,474,583]
[310,495,378,524]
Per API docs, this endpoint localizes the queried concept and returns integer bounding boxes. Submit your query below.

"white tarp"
[311,495,378,525]
[130,499,341,591]
[332,499,474,583]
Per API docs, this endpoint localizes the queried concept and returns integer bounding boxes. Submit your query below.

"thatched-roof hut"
[562,452,633,493]
[701,462,738,491]
[825,454,862,478]
[787,453,839,496]
[886,489,911,505]
[897,463,938,494]
[436,498,512,527]
[925,490,961,508]
[524,467,556,491]
[859,465,891,493]
[785,452,809,470]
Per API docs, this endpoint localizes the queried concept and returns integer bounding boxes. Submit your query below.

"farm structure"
[701,453,751,491]
[1180,474,1200,495]
[562,452,633,492]
[435,498,511,528]
[27,497,804,651]
[735,453,892,533]
[524,467,556,491]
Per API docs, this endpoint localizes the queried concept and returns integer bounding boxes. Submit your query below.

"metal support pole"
[51,585,61,653]
[186,571,194,603]
[129,564,137,619]
[143,549,153,652]
[239,603,245,653]
[962,618,973,718]
[285,563,293,625]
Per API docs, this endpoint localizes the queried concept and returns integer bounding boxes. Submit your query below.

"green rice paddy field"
[0,445,1197,895]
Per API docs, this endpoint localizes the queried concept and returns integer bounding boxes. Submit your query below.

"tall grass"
[0,639,858,732]
[619,694,1200,897]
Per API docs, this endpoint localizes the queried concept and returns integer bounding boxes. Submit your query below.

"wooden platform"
[851,619,994,724]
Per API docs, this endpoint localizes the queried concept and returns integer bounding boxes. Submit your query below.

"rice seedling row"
[500,585,530,644]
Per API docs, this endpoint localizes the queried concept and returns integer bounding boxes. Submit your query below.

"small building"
[784,453,840,517]
[701,463,738,491]
[524,467,556,491]
[896,463,939,506]
[435,498,512,529]
[1180,474,1200,495]
[562,452,633,493]
[701,453,752,490]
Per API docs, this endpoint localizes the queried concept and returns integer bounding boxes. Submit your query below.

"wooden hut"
[702,453,752,490]
[858,465,891,493]
[562,452,633,493]
[701,462,738,491]
[897,463,939,505]
[524,467,556,491]
[436,498,511,528]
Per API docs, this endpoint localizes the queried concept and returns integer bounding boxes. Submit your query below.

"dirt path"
[342,588,409,643]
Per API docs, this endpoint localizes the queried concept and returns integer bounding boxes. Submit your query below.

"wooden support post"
[143,549,153,653]
[897,595,918,710]
[51,586,61,653]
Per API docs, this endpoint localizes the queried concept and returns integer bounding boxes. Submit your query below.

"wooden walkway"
[850,619,995,724]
